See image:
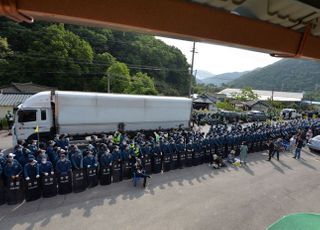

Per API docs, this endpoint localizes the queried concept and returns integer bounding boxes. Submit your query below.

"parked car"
[307,135,320,152]
[246,110,267,122]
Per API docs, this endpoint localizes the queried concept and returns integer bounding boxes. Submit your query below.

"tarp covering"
[268,213,320,230]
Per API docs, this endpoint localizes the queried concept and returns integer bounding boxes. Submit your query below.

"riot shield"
[57,173,72,195]
[112,162,122,183]
[170,152,178,170]
[122,160,133,179]
[41,174,57,198]
[6,177,24,205]
[100,166,111,185]
[162,155,171,172]
[199,149,204,164]
[0,178,5,205]
[152,154,162,174]
[143,155,152,174]
[185,151,193,167]
[25,177,41,202]
[204,149,211,163]
[86,167,98,188]
[178,151,186,169]
[253,142,259,152]
[72,169,87,193]
[192,151,199,166]
[217,145,223,156]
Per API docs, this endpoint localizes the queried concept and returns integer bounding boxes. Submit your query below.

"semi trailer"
[13,91,192,143]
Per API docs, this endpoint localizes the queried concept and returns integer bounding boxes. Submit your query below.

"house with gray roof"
[0,82,55,119]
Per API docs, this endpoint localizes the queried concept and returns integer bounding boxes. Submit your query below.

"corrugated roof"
[218,88,303,101]
[0,82,55,94]
[0,94,32,106]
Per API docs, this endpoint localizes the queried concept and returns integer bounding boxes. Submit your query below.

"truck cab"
[13,92,53,143]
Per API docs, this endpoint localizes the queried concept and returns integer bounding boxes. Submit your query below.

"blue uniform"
[4,160,22,177]
[0,154,6,169]
[39,161,54,174]
[47,147,59,166]
[28,144,38,155]
[70,151,83,169]
[36,153,48,163]
[112,150,122,162]
[83,155,98,168]
[100,152,113,167]
[55,159,72,176]
[24,162,40,178]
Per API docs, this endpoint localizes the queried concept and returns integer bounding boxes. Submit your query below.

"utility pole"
[107,74,110,93]
[189,41,196,97]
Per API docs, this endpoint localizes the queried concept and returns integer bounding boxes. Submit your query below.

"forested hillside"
[230,59,320,92]
[0,18,191,96]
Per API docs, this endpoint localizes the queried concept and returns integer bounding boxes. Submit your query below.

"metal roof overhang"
[1,0,320,59]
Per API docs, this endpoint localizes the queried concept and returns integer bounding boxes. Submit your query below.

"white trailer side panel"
[55,91,191,135]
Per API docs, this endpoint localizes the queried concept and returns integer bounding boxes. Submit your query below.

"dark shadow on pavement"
[299,158,317,171]
[270,160,285,174]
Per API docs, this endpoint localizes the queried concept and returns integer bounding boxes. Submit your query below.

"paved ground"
[0,130,12,151]
[0,148,319,230]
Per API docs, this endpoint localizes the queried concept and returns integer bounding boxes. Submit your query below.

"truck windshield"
[18,110,37,122]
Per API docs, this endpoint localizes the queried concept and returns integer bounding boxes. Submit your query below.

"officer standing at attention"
[24,155,40,181]
[46,141,59,167]
[4,153,22,181]
[39,156,54,176]
[70,145,83,170]
[83,151,98,169]
[100,148,113,168]
[55,151,72,176]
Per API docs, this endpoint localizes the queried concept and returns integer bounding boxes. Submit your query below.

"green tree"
[0,36,13,78]
[216,101,234,111]
[106,61,131,93]
[233,87,259,101]
[25,24,94,89]
[126,72,158,95]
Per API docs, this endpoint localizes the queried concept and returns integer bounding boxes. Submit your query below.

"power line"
[4,53,189,72]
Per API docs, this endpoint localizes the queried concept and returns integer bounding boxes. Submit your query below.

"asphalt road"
[0,148,320,230]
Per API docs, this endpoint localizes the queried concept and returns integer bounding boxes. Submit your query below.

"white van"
[281,108,301,119]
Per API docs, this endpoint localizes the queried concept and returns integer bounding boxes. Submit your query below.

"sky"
[157,36,281,77]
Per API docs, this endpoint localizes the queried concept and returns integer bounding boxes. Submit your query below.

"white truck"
[281,108,301,120]
[13,91,192,142]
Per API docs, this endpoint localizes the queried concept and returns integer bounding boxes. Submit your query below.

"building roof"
[0,94,32,106]
[0,82,55,94]
[218,88,303,102]
[193,94,217,104]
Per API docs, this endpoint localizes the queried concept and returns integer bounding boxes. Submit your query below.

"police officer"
[27,140,38,156]
[111,146,122,182]
[57,134,70,150]
[23,155,40,181]
[100,148,113,168]
[55,152,72,176]
[36,149,48,163]
[70,145,83,170]
[39,156,54,176]
[46,141,59,167]
[83,151,98,169]
[4,153,22,181]
[0,150,6,171]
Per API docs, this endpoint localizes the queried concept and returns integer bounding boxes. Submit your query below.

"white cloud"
[157,36,281,75]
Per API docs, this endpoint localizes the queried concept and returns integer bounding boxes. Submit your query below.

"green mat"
[267,213,320,230]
